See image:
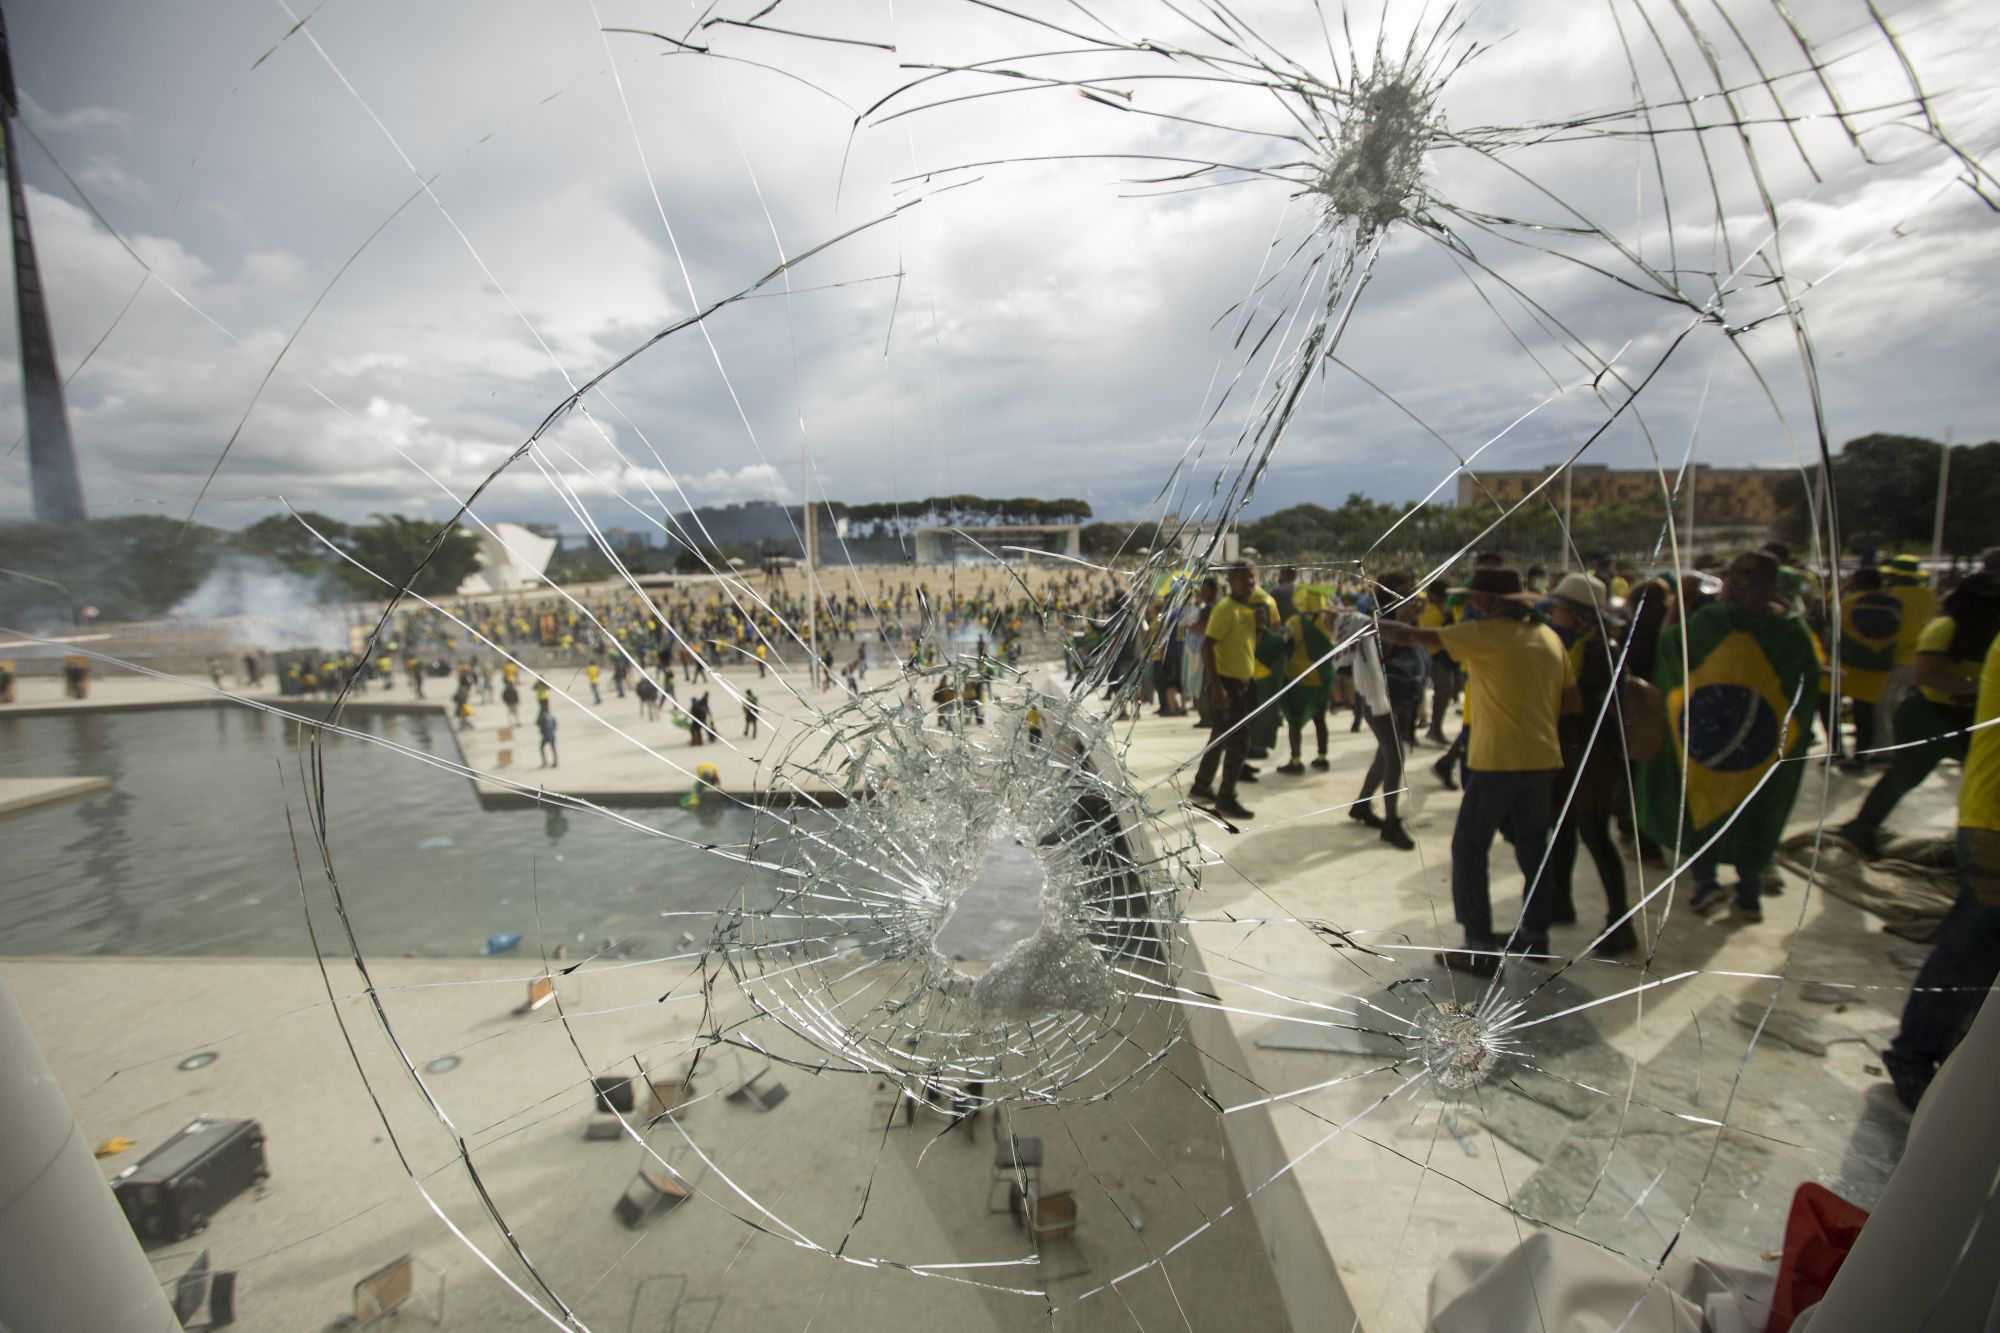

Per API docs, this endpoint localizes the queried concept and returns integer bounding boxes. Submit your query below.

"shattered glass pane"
[3,0,1998,1329]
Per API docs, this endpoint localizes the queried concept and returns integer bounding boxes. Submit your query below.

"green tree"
[1771,433,2000,557]
[339,514,482,598]
[230,511,352,576]
[0,516,222,623]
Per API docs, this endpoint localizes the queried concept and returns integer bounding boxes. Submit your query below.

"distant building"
[1457,463,1784,527]
[1163,520,1239,566]
[913,524,1081,564]
[458,522,557,595]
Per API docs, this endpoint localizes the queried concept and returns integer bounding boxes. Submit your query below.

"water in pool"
[0,706,805,960]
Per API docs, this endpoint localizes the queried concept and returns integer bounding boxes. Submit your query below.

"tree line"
[0,512,481,625]
[1772,433,2000,558]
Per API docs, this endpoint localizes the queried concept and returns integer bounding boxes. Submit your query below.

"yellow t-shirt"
[1915,615,1981,707]
[1435,615,1574,772]
[1889,582,1938,664]
[1204,596,1259,681]
[1959,633,2000,831]
[1249,588,1280,680]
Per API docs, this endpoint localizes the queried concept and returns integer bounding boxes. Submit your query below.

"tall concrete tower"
[1,7,86,525]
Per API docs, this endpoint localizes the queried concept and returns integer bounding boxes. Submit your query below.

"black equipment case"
[114,1118,267,1242]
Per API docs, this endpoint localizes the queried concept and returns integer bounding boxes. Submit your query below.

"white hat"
[1548,572,1622,622]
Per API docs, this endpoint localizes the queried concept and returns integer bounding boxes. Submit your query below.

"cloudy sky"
[3,0,1997,539]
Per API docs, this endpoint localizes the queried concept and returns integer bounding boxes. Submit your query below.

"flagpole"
[1932,428,1953,565]
[802,445,817,689]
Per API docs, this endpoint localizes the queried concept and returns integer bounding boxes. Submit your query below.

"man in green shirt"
[1189,562,1262,820]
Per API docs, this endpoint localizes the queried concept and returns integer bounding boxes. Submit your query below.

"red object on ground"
[1767,1181,1870,1333]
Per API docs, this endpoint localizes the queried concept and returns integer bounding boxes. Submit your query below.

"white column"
[1805,978,2000,1329]
[0,981,177,1331]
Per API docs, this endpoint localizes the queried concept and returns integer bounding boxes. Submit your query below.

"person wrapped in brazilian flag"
[1275,588,1334,773]
[1247,579,1287,758]
[1637,551,1819,923]
[1835,565,1900,761]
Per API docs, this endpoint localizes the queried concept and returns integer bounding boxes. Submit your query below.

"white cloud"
[74,157,150,203]
[0,0,1993,536]
[679,463,793,504]
[19,92,135,135]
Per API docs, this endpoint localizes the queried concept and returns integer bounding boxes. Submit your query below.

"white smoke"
[171,553,359,651]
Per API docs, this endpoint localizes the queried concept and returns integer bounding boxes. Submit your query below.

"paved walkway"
[1112,705,1942,1331]
[4,952,1288,1332]
[3,658,946,805]
[0,775,108,815]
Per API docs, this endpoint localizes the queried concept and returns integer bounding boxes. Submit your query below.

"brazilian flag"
[1836,590,1902,704]
[1279,611,1333,728]
[1637,604,1820,865]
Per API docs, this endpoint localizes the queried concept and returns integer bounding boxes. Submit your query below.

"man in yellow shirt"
[1189,562,1262,821]
[1381,567,1578,973]
[1882,622,2000,1110]
[1835,565,1899,763]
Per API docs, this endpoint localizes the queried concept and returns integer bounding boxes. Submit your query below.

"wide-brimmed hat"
[1546,572,1624,622]
[1451,567,1539,601]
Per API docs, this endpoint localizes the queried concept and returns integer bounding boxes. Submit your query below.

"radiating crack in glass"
[717,667,1191,1111]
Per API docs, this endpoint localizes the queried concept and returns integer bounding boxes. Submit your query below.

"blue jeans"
[1452,768,1558,944]
[1885,828,2000,1104]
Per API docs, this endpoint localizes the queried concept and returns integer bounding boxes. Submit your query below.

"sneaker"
[1762,869,1785,897]
[1349,804,1383,829]
[1380,820,1415,850]
[1435,944,1498,977]
[1237,770,1260,784]
[1276,760,1306,775]
[1689,883,1729,916]
[1311,755,1330,771]
[1432,756,1458,792]
[1514,935,1553,959]
[1187,783,1215,803]
[1240,764,1261,778]
[1729,900,1764,925]
[1214,798,1255,821]
[1596,921,1640,954]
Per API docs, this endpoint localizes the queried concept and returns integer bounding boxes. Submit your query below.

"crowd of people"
[33,530,1989,1115]
[1158,544,2000,1111]
[251,565,1133,704]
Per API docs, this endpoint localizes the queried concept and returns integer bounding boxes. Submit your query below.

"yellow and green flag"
[1836,589,1902,704]
[1638,604,1820,864]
